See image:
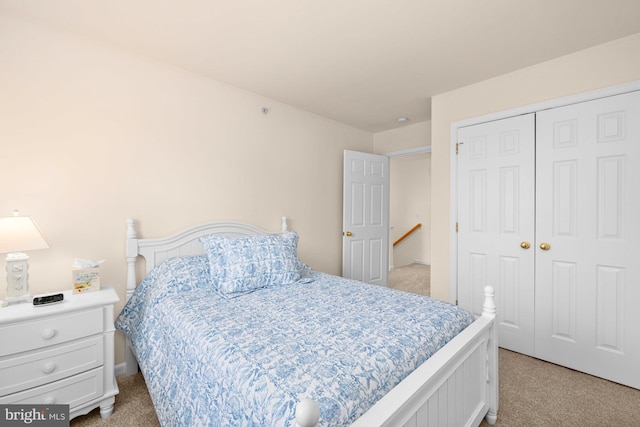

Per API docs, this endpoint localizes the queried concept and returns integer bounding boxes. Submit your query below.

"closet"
[456,89,640,389]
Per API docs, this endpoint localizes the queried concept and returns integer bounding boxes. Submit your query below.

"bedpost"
[482,285,498,425]
[295,398,319,427]
[125,218,138,302]
[124,218,140,375]
[281,216,288,232]
[482,285,496,317]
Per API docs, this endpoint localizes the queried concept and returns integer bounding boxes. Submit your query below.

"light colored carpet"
[389,263,430,296]
[71,373,159,427]
[480,349,640,426]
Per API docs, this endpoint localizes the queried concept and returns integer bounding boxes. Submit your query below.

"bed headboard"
[125,216,289,302]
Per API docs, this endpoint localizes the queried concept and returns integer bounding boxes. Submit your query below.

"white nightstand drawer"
[0,335,104,397]
[0,287,119,419]
[0,367,104,409]
[0,308,103,356]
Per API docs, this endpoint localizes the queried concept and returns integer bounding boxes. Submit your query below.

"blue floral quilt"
[116,255,474,426]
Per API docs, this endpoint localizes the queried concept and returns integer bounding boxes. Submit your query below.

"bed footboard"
[294,287,497,426]
[349,285,498,427]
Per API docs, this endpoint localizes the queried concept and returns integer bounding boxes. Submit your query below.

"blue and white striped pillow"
[200,232,301,298]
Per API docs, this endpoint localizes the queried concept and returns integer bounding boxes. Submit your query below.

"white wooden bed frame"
[124,217,498,427]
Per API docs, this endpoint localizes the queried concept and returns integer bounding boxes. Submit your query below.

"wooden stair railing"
[393,223,422,247]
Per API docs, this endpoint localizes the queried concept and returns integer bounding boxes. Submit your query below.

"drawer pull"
[43,397,55,405]
[42,362,56,374]
[41,329,56,339]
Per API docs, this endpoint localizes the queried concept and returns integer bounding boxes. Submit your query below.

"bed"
[117,217,498,426]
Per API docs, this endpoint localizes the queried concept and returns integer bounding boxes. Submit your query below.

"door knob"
[345,231,353,237]
[539,242,551,251]
[520,242,531,249]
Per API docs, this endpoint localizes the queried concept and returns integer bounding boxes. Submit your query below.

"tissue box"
[72,268,101,294]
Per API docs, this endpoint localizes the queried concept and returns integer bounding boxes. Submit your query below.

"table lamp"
[0,210,50,305]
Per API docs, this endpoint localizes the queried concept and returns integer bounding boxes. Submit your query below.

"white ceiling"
[2,0,640,132]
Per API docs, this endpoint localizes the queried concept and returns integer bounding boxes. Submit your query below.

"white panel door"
[535,91,640,389]
[457,114,536,354]
[343,150,390,287]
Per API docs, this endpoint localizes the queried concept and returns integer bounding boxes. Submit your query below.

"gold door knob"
[345,231,353,237]
[539,242,551,251]
[520,242,531,249]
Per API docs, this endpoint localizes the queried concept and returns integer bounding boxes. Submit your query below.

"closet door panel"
[457,114,535,355]
[535,90,640,389]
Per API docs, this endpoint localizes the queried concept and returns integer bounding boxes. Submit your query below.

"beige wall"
[430,32,640,302]
[0,15,372,365]
[374,121,431,268]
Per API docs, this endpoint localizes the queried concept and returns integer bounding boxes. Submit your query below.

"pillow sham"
[199,232,301,298]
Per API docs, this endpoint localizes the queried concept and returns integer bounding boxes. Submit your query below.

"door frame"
[343,147,430,284]
[384,145,431,271]
[449,80,640,304]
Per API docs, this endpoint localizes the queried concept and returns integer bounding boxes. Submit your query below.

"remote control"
[33,293,64,306]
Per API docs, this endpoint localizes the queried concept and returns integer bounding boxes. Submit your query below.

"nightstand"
[0,287,120,420]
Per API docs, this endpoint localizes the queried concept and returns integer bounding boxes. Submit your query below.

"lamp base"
[5,253,30,302]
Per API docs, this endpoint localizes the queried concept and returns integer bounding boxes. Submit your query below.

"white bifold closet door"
[457,90,640,389]
[457,114,536,355]
[535,91,640,389]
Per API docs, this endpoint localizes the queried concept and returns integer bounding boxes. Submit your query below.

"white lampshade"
[0,212,50,254]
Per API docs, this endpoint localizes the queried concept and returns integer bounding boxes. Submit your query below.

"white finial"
[126,218,137,239]
[295,399,319,427]
[482,286,496,317]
